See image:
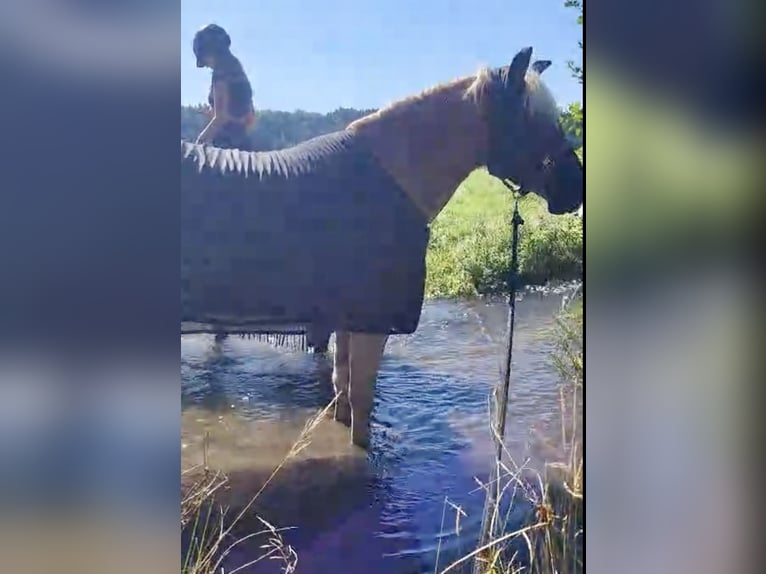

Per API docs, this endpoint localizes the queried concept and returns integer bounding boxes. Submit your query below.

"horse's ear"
[531,60,552,74]
[506,47,533,88]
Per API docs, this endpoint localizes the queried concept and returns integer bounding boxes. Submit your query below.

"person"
[193,24,256,150]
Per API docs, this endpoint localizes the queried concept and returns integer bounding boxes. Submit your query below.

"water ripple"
[181,286,578,573]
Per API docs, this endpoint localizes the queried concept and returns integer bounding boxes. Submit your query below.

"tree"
[180,106,373,150]
[561,0,583,153]
[564,0,583,84]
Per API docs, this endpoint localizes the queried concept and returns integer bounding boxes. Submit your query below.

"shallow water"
[181,285,578,573]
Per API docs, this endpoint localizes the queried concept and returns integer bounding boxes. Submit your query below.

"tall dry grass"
[439,297,583,574]
[181,398,338,574]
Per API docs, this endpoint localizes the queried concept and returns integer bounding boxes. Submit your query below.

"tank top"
[208,54,255,127]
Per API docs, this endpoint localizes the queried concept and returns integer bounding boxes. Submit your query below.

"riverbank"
[425,169,583,298]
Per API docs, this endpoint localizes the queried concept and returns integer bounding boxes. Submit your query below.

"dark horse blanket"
[181,130,430,337]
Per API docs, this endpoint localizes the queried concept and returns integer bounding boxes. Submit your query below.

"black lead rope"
[474,187,524,572]
[496,190,524,456]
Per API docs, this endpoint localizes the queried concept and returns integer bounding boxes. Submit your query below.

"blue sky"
[181,0,582,113]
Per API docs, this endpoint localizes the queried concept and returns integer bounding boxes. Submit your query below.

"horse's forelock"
[463,65,559,123]
[462,67,493,105]
[524,71,559,123]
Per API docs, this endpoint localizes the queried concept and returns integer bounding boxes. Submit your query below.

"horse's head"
[474,47,583,215]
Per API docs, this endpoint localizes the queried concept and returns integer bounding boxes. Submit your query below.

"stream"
[181,284,579,573]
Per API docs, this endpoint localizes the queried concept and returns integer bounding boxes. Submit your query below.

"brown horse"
[181,47,582,449]
[330,47,583,448]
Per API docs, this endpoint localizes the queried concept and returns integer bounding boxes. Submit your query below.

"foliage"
[181,104,372,149]
[426,170,582,298]
[564,0,583,84]
[560,101,583,147]
[559,0,584,145]
[181,105,582,150]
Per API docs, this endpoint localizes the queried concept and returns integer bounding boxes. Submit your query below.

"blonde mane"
[462,67,494,104]
[463,66,560,121]
[349,64,560,130]
[347,74,477,130]
[343,61,561,221]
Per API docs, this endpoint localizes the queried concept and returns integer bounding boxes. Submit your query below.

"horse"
[181,47,583,449]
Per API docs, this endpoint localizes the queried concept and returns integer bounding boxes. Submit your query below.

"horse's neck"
[350,80,487,221]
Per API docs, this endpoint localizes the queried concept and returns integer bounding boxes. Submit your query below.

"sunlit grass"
[426,170,582,298]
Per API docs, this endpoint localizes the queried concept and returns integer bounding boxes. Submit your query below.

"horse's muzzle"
[545,148,583,215]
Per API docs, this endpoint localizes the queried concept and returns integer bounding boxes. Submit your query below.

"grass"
[426,169,583,299]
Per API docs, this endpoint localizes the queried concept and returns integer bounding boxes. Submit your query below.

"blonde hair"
[347,75,477,130]
[462,65,560,121]
[348,62,560,133]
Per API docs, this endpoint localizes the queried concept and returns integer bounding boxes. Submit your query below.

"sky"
[181,0,582,113]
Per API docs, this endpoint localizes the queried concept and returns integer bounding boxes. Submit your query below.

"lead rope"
[473,188,524,573]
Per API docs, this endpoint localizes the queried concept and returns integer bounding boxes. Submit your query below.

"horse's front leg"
[332,331,352,426]
[348,332,388,449]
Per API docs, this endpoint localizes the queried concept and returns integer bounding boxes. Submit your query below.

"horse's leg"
[313,332,331,354]
[348,332,387,449]
[307,324,332,354]
[332,331,352,426]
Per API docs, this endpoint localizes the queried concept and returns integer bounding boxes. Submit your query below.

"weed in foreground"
[438,300,583,574]
[181,396,338,574]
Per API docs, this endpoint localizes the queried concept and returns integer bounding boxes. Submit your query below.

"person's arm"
[196,81,231,144]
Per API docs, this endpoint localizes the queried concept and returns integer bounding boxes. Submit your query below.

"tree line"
[181,105,372,150]
[181,101,582,151]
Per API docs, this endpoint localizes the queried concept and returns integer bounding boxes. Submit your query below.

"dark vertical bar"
[474,196,524,572]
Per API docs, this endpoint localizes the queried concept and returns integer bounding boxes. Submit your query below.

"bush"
[426,170,582,298]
